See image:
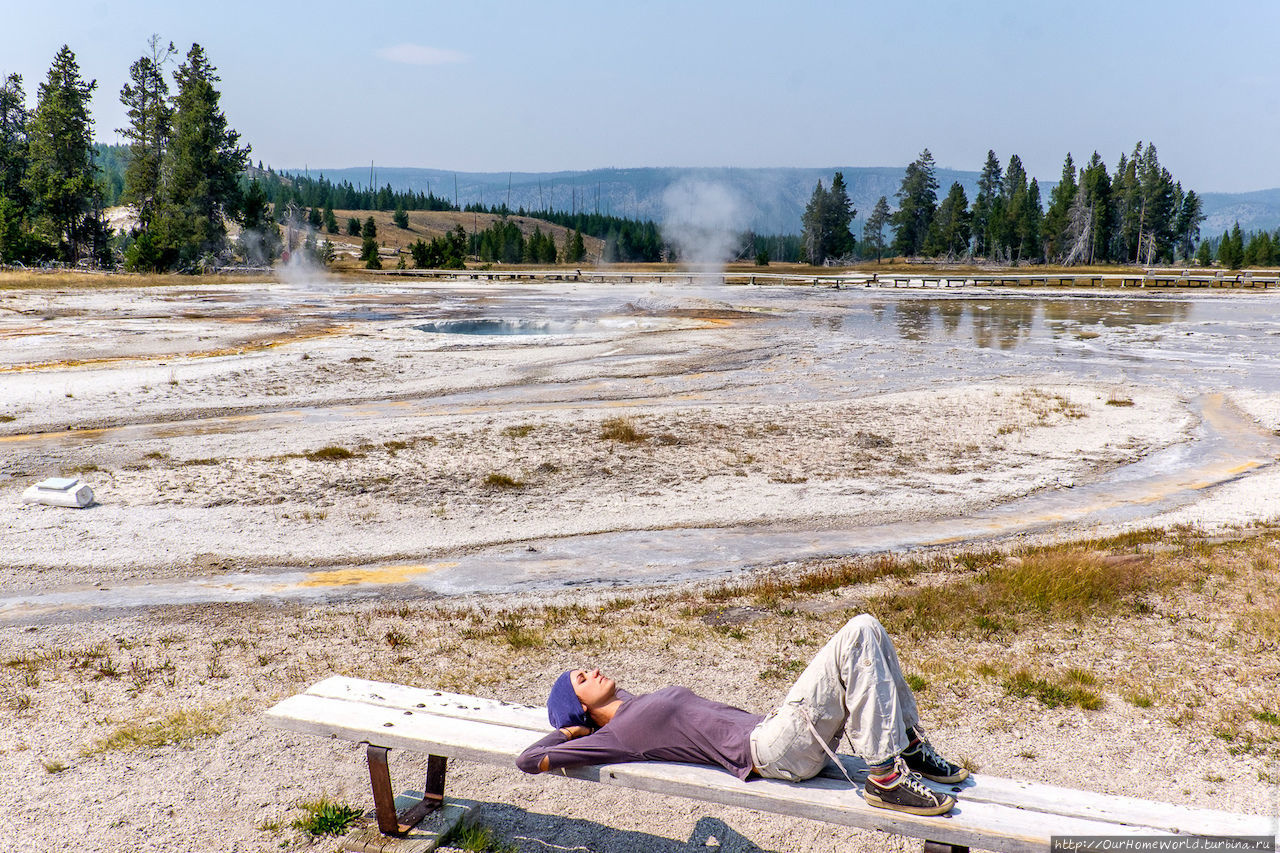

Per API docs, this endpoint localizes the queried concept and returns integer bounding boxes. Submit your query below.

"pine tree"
[119,36,175,232]
[890,149,938,257]
[323,204,338,234]
[393,206,408,229]
[1042,154,1077,262]
[23,46,99,263]
[0,74,29,209]
[158,44,249,265]
[862,196,891,263]
[1111,145,1143,263]
[971,150,1001,257]
[800,179,829,265]
[362,215,376,239]
[1227,223,1245,269]
[1195,239,1213,267]
[0,73,31,263]
[1136,144,1176,264]
[346,216,360,236]
[1173,189,1204,261]
[999,155,1028,261]
[925,182,970,258]
[823,171,856,260]
[1024,179,1044,262]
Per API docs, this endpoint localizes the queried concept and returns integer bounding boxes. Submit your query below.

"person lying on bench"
[516,614,964,816]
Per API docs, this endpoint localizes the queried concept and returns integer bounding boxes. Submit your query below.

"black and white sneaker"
[902,738,969,784]
[863,757,956,816]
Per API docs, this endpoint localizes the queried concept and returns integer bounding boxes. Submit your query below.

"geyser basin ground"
[3,280,1280,617]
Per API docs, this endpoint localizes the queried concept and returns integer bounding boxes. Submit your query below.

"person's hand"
[559,725,592,739]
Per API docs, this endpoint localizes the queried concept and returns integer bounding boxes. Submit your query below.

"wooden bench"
[266,677,1279,853]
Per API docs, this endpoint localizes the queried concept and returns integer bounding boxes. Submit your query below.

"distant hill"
[289,165,1280,236]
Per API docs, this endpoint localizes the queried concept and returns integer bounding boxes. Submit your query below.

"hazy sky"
[4,0,1279,192]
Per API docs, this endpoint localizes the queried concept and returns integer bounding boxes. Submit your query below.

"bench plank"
[296,677,1279,836]
[265,693,1238,853]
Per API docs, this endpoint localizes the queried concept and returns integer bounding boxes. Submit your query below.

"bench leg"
[923,842,969,853]
[366,745,447,837]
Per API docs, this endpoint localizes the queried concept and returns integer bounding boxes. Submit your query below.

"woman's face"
[570,667,616,709]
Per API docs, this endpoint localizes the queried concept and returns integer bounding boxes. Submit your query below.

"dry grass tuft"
[870,549,1163,639]
[305,445,355,461]
[599,417,647,443]
[83,706,227,755]
[704,554,943,607]
[482,472,524,490]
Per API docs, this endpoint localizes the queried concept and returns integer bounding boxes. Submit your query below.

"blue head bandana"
[547,669,590,729]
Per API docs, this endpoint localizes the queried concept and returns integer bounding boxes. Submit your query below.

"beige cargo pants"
[749,614,920,780]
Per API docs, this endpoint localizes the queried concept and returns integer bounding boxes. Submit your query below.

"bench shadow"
[455,800,776,853]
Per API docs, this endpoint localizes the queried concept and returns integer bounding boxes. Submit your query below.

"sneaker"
[902,738,969,784]
[863,757,956,816]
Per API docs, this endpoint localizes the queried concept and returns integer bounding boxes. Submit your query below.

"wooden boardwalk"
[369,266,1280,289]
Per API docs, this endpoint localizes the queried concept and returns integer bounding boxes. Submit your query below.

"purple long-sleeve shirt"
[515,686,764,781]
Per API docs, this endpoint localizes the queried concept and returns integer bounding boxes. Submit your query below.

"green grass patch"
[905,673,928,693]
[448,822,517,853]
[292,797,364,836]
[758,657,806,683]
[1004,669,1103,710]
[305,445,355,461]
[82,706,227,755]
[1254,710,1280,726]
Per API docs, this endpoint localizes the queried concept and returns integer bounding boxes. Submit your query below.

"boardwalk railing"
[361,267,1280,289]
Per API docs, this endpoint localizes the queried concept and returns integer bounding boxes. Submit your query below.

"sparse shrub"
[905,673,928,693]
[384,628,410,648]
[0,414,15,423]
[599,417,647,443]
[305,445,354,461]
[292,797,364,837]
[501,424,535,438]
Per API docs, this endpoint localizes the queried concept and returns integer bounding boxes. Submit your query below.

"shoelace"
[917,739,952,772]
[889,756,937,800]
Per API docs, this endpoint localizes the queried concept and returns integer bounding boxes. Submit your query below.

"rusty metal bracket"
[366,745,447,836]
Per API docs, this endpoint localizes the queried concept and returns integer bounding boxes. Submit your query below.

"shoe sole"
[863,790,956,816]
[917,767,969,784]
